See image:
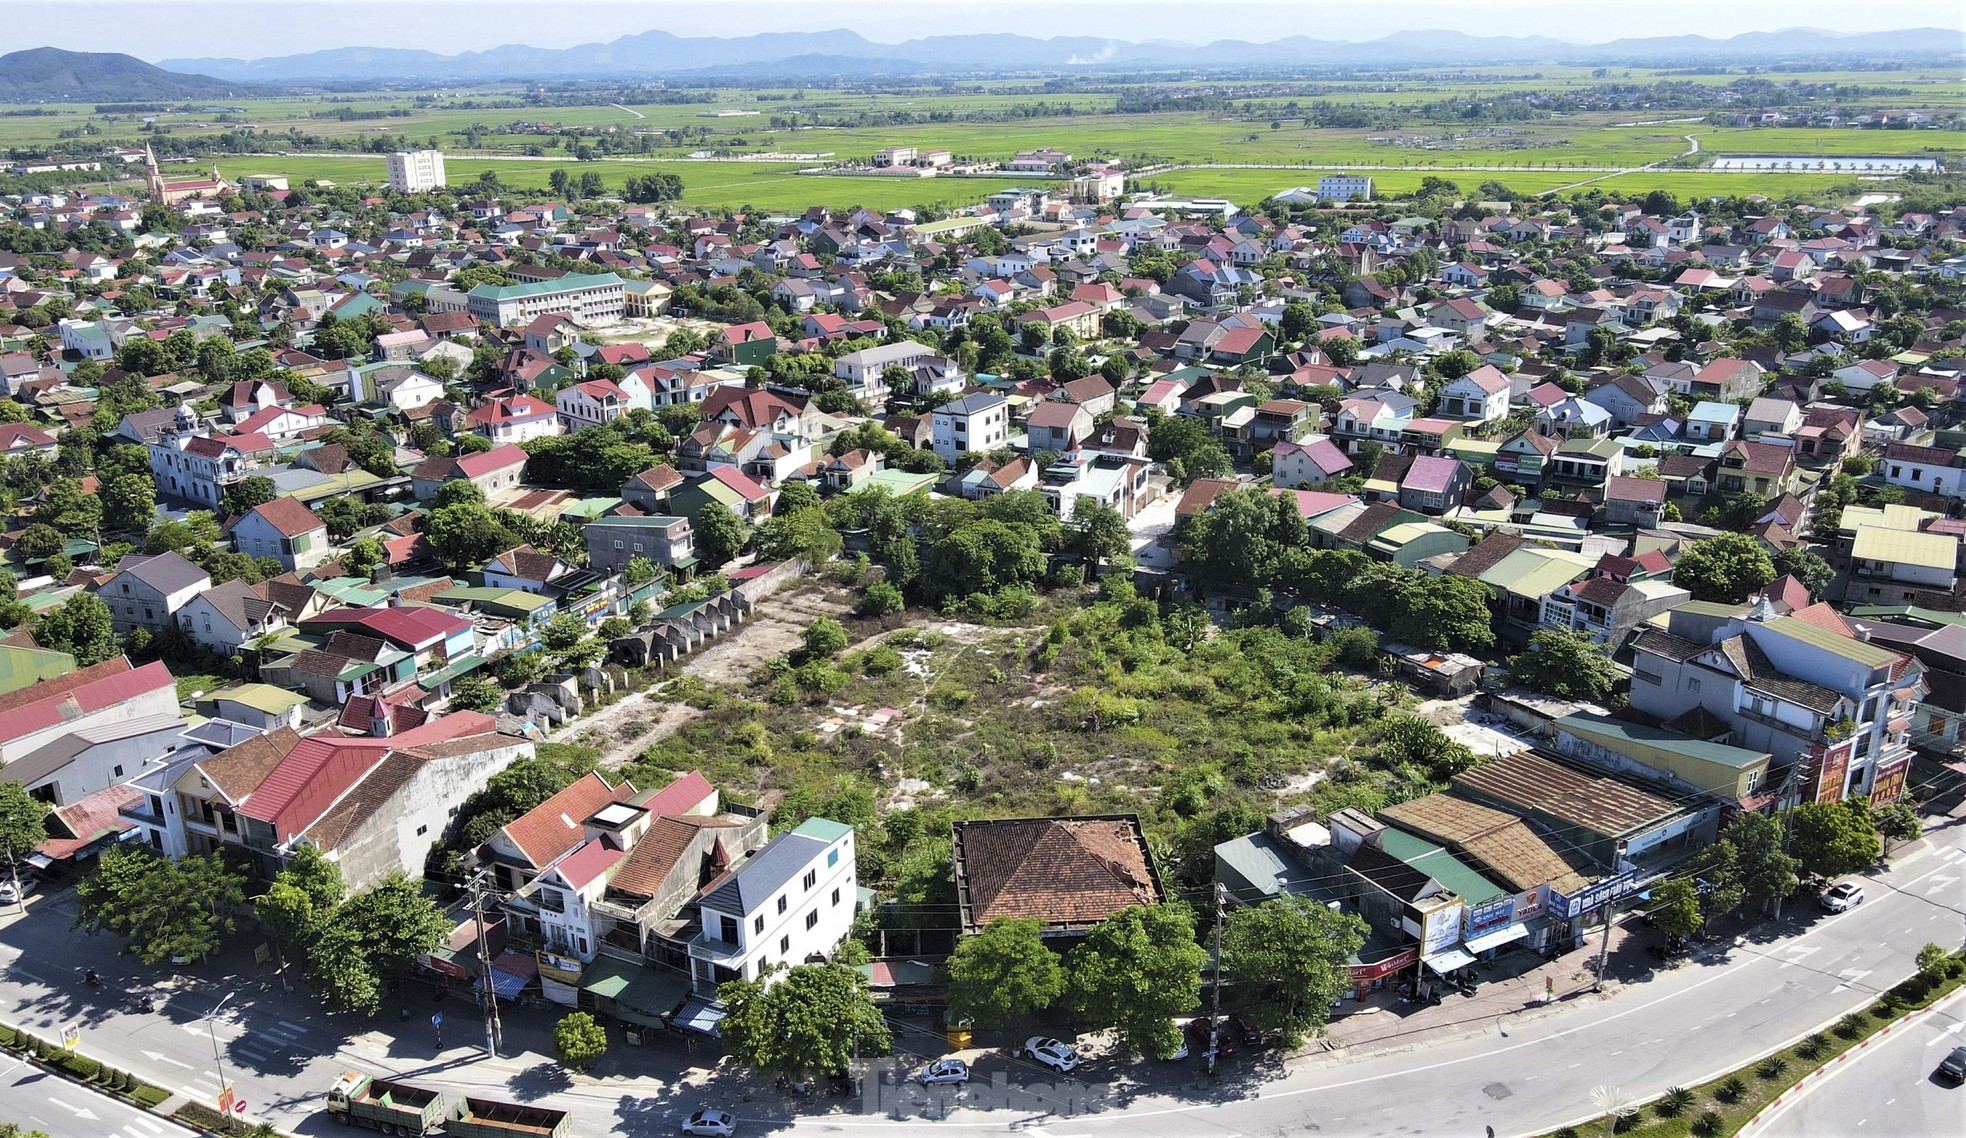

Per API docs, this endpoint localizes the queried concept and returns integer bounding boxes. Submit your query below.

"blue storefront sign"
[1547,870,1638,920]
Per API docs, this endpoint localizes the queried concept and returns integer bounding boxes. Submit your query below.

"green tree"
[776,479,822,515]
[1509,629,1618,702]
[1876,802,1921,857]
[622,555,659,587]
[802,616,849,660]
[449,676,507,713]
[1788,799,1881,879]
[553,1011,608,1069]
[539,611,588,655]
[220,476,278,520]
[14,523,64,562]
[37,592,118,666]
[0,782,50,895]
[1769,547,1835,602]
[432,479,486,509]
[424,503,516,572]
[924,519,1046,599]
[857,580,904,618]
[99,473,156,538]
[342,537,385,579]
[255,845,345,978]
[1222,896,1368,1047]
[945,917,1065,1029]
[1064,499,1131,565]
[1720,810,1801,915]
[1390,574,1495,654]
[755,507,841,566]
[1915,943,1952,984]
[75,845,247,965]
[1176,488,1305,594]
[1065,905,1208,1059]
[718,962,892,1080]
[1646,877,1705,940]
[306,873,450,1016]
[1673,533,1776,605]
[692,502,749,568]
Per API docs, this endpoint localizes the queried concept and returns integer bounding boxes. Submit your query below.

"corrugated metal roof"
[1850,525,1957,572]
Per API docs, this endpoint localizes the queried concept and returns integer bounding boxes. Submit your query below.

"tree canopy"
[1509,629,1619,703]
[945,917,1066,1029]
[1673,534,1776,605]
[1222,896,1368,1047]
[1065,904,1207,1059]
[75,845,248,965]
[718,962,892,1079]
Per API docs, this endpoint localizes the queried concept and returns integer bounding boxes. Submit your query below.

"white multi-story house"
[931,392,1009,464]
[1435,366,1512,423]
[97,551,211,635]
[1629,603,1925,807]
[228,497,330,574]
[688,817,857,995]
[556,378,638,433]
[835,342,935,401]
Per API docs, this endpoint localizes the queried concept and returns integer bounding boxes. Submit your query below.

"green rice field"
[9,66,1959,212]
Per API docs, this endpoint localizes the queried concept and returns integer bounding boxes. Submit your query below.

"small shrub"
[1870,997,1901,1021]
[132,1084,171,1107]
[1693,1109,1723,1136]
[928,683,974,709]
[62,1053,100,1081]
[1795,1032,1829,1059]
[863,645,902,675]
[1834,1012,1866,1038]
[1715,1075,1747,1103]
[1657,1086,1694,1118]
[1755,1055,1788,1080]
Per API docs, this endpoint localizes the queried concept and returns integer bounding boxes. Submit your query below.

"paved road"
[0,1060,197,1138]
[3,831,1964,1137]
[1748,988,1966,1138]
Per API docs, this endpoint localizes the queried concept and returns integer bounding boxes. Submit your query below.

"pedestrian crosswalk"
[115,1115,167,1138]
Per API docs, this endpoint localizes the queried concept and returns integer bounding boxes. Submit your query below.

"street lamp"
[204,992,235,1111]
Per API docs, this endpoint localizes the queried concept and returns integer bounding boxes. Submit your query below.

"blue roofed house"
[687,817,858,996]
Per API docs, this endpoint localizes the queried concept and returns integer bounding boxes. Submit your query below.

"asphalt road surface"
[2,829,1963,1137]
[1748,988,1966,1138]
[0,1059,197,1138]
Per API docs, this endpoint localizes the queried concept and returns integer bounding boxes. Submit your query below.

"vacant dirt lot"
[550,584,855,768]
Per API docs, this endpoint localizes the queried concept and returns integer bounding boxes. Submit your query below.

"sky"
[6,0,1958,61]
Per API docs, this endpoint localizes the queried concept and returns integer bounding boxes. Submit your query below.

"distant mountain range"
[158,26,1965,84]
[0,48,264,102]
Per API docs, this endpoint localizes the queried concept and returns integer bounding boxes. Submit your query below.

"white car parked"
[680,1107,736,1136]
[1022,1036,1081,1074]
[917,1058,970,1086]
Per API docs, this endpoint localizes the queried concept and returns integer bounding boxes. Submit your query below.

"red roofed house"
[1272,438,1354,489]
[410,443,528,501]
[716,321,779,368]
[228,496,331,573]
[952,815,1164,935]
[162,713,531,887]
[298,606,477,676]
[0,656,179,778]
[465,392,561,444]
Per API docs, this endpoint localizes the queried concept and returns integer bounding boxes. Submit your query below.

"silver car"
[680,1108,736,1136]
[917,1058,970,1086]
[1022,1036,1081,1073]
[1821,881,1863,912]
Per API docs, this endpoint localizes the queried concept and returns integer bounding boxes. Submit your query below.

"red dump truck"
[325,1072,572,1138]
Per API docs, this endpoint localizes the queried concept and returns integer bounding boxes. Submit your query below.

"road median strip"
[1532,949,1966,1138]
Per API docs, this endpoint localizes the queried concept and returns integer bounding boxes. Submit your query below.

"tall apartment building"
[387,149,447,193]
[1318,174,1375,202]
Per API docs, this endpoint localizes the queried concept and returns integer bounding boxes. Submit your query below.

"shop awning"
[1424,946,1477,975]
[487,968,531,1000]
[618,966,691,1022]
[578,954,640,1000]
[1464,923,1531,955]
[675,996,727,1038]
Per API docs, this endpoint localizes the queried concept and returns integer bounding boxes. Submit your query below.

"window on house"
[1687,677,1700,692]
[803,869,817,890]
[827,849,839,867]
[805,910,819,930]
[754,914,765,933]
[719,915,738,944]
[112,765,123,778]
[832,888,841,906]
[780,935,790,954]
[415,824,428,837]
[776,896,787,915]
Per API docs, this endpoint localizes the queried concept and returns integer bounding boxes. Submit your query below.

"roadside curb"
[0,1015,286,1138]
[1736,987,1965,1137]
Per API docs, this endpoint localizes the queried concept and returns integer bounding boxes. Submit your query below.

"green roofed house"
[1553,711,1773,806]
[204,684,309,732]
[462,272,625,328]
[0,642,76,697]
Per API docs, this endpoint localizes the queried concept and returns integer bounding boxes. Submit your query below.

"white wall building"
[687,817,857,995]
[387,149,447,193]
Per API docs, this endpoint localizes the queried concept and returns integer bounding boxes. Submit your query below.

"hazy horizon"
[9,0,1961,63]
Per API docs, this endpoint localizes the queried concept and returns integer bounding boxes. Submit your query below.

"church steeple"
[144,141,164,204]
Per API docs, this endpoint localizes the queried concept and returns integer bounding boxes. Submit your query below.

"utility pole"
[1591,897,1617,994]
[468,868,502,1058]
[1207,881,1227,1074]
